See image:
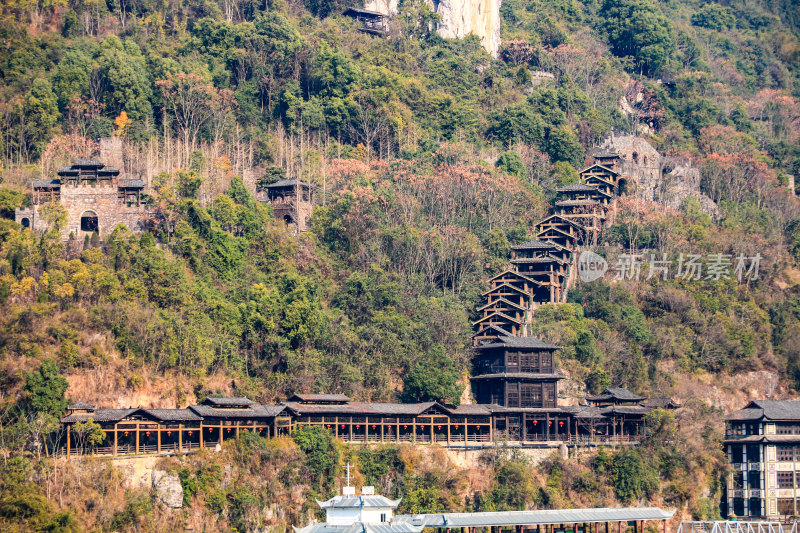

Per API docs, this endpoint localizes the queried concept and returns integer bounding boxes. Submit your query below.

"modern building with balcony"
[724,400,800,520]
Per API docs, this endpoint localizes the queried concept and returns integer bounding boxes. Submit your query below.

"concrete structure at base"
[15,158,151,239]
[724,400,800,520]
[295,485,675,533]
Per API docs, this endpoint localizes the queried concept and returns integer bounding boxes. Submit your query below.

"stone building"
[258,178,314,233]
[595,132,718,217]
[724,400,800,519]
[15,158,151,239]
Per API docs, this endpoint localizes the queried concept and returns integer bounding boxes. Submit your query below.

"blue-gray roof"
[475,335,560,350]
[727,400,800,421]
[398,507,675,527]
[317,495,401,509]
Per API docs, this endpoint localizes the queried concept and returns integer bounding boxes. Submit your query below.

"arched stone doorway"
[80,211,99,233]
[20,218,30,228]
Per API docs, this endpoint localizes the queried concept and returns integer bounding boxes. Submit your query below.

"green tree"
[72,419,106,452]
[609,448,659,502]
[96,37,153,123]
[402,345,463,403]
[545,127,584,167]
[585,368,611,394]
[691,4,735,31]
[495,151,526,179]
[0,188,26,219]
[21,359,68,419]
[600,0,675,76]
[23,78,60,160]
[292,425,338,491]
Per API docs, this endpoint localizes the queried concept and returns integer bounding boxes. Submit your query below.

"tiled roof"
[726,400,800,421]
[283,401,437,416]
[202,397,254,407]
[120,179,145,188]
[189,404,283,419]
[588,387,646,402]
[317,494,401,509]
[60,408,134,423]
[477,297,526,311]
[138,408,202,422]
[33,179,61,188]
[68,402,96,410]
[74,158,103,167]
[475,335,560,350]
[555,199,599,207]
[642,397,680,409]
[290,393,352,403]
[600,405,651,415]
[264,179,313,189]
[443,404,492,416]
[556,183,599,192]
[511,239,560,250]
[563,405,606,419]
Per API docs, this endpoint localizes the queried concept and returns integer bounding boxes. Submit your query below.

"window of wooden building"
[777,445,794,462]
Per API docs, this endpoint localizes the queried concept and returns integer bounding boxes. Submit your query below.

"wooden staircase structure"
[473,153,622,345]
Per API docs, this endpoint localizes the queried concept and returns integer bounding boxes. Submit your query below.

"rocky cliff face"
[599,133,719,217]
[363,0,501,57]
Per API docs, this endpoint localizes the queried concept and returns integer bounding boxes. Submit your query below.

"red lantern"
[341,424,345,428]
[403,425,408,429]
[146,432,150,436]
[372,425,376,429]
[208,427,213,432]
[437,425,442,430]
[455,425,459,429]
[167,431,172,436]
[257,427,262,431]
[227,428,231,432]
[326,424,331,428]
[188,431,193,436]
[124,431,129,436]
[356,425,360,429]
[559,421,564,427]
[533,421,538,425]
[548,421,552,426]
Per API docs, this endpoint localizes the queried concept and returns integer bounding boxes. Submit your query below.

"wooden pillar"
[447,421,451,444]
[178,424,183,452]
[113,426,118,456]
[157,428,161,454]
[220,425,224,443]
[335,417,339,439]
[546,413,550,441]
[135,423,140,455]
[66,425,71,458]
[199,424,204,447]
[430,421,434,443]
[662,521,666,533]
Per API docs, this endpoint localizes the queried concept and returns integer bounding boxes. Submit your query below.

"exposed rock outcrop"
[363,0,501,57]
[152,470,184,509]
[598,133,719,217]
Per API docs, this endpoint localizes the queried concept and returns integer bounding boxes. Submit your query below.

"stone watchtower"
[15,158,150,238]
[260,179,315,233]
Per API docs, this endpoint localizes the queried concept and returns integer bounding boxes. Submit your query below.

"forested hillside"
[1,0,800,530]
